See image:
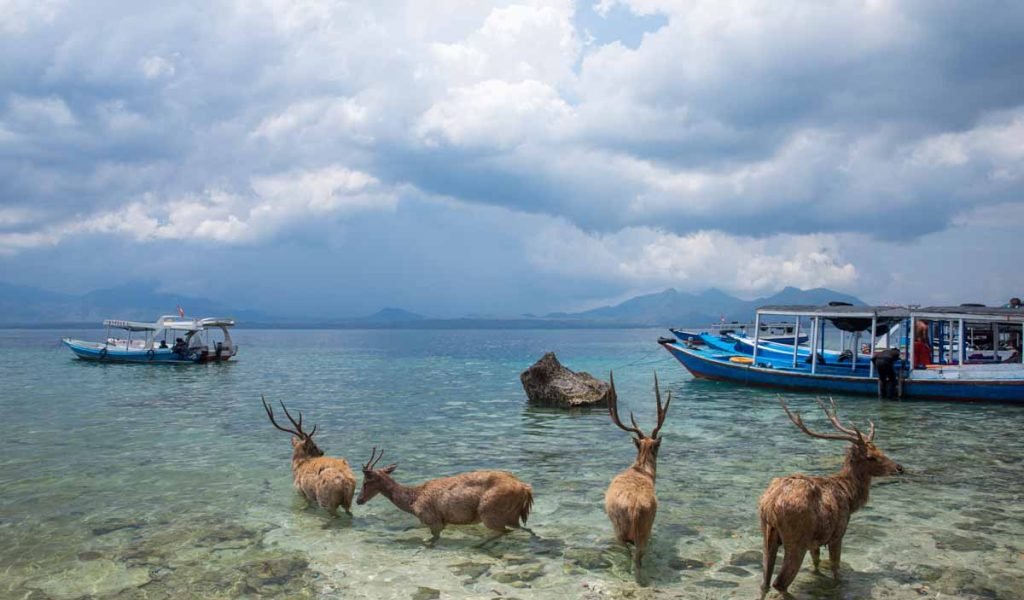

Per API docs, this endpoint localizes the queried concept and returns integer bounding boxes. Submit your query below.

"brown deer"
[356,447,533,543]
[604,372,671,582]
[262,396,356,517]
[759,397,903,597]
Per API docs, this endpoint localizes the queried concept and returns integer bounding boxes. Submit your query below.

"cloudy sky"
[1,0,1022,317]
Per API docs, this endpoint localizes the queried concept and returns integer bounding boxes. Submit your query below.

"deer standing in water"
[604,372,671,582]
[759,397,903,598]
[262,396,356,517]
[356,447,533,543]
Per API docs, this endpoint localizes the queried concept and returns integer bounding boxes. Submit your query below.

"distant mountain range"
[0,281,274,325]
[545,286,864,326]
[0,280,863,328]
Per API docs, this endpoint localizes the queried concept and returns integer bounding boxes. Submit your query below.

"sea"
[1,328,1022,599]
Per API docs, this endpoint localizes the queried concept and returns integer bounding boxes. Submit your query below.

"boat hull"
[62,339,234,364]
[661,341,1024,402]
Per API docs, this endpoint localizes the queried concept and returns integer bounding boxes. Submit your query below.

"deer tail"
[518,487,534,525]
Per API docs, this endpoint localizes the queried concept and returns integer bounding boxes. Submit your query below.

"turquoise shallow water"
[1,328,1022,599]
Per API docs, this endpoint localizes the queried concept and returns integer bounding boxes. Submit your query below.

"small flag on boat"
[177,305,185,318]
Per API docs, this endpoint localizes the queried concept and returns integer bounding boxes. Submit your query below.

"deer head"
[608,372,672,473]
[262,395,325,460]
[357,446,398,505]
[780,397,903,477]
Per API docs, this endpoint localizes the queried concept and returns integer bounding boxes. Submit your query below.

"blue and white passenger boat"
[63,315,238,364]
[661,304,1024,402]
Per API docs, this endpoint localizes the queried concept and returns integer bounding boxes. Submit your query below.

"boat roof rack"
[756,304,1024,323]
[756,305,909,318]
[103,317,236,332]
[913,306,1024,322]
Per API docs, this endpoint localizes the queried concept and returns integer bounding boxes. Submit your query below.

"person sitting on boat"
[172,337,187,356]
[159,339,168,349]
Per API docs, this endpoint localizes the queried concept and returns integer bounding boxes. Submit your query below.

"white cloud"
[250,96,370,141]
[0,166,397,252]
[139,55,175,80]
[428,2,579,87]
[526,221,857,295]
[7,94,76,127]
[416,79,575,148]
[910,109,1024,179]
[0,0,65,34]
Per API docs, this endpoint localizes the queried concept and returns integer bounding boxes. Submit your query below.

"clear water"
[2,329,1022,599]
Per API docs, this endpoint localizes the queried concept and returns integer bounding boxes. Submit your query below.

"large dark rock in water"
[520,352,611,408]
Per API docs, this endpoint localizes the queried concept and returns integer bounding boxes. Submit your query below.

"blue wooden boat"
[63,316,238,364]
[661,304,1024,402]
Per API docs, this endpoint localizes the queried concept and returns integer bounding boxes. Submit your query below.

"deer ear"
[382,463,398,474]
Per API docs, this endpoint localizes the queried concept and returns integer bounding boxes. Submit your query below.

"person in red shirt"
[913,339,932,368]
[913,320,932,368]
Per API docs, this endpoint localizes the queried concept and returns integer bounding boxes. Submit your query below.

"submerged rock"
[728,549,762,567]
[520,353,611,408]
[412,587,441,600]
[450,561,492,581]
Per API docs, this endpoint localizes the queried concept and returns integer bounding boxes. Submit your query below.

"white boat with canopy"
[62,315,238,363]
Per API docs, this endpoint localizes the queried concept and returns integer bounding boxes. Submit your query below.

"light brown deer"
[759,397,903,597]
[262,396,356,517]
[356,447,533,543]
[604,372,671,581]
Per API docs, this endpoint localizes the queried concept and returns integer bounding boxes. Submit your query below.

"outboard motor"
[872,348,901,399]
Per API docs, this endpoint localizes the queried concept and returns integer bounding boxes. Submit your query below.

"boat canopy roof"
[756,305,909,319]
[756,304,1024,327]
[755,305,907,334]
[913,306,1024,323]
[103,316,236,332]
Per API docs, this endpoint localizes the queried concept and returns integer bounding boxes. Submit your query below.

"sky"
[1,0,1022,317]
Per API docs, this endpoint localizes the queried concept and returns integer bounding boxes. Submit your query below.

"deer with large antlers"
[262,396,356,517]
[356,447,533,543]
[759,397,903,597]
[604,372,671,582]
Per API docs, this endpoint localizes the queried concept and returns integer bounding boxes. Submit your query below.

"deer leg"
[828,539,843,581]
[772,542,806,592]
[633,542,646,585]
[810,545,821,574]
[761,526,781,600]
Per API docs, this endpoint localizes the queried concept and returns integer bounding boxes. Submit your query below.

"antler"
[608,371,646,439]
[262,395,316,439]
[363,446,385,471]
[650,371,672,439]
[779,397,862,443]
[816,397,874,442]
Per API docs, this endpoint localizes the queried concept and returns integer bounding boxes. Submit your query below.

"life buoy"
[99,347,108,360]
[147,349,155,360]
[729,356,754,365]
